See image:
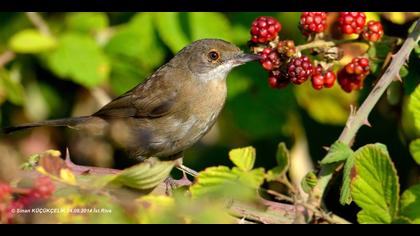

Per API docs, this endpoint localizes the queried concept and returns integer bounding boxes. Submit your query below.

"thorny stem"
[295,38,368,52]
[309,19,420,208]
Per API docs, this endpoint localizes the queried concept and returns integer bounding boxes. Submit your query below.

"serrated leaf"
[154,12,190,53]
[189,12,232,41]
[340,155,355,205]
[408,85,420,132]
[66,12,109,33]
[400,184,420,223]
[0,68,25,105]
[351,144,399,224]
[409,139,420,165]
[111,159,175,190]
[9,29,56,53]
[45,33,109,88]
[320,141,353,165]
[190,166,237,198]
[301,171,318,194]
[229,146,256,172]
[275,142,290,174]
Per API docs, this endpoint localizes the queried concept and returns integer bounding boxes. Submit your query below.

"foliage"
[0,12,419,224]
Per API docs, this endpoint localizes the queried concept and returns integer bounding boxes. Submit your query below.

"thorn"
[322,146,330,151]
[394,74,403,83]
[363,119,372,127]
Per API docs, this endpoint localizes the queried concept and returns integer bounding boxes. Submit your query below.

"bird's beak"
[232,53,262,65]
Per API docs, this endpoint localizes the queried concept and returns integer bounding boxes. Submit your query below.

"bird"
[4,39,261,164]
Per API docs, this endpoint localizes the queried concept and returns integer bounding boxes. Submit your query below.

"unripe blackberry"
[259,47,281,71]
[338,12,366,34]
[277,40,297,58]
[311,66,336,90]
[300,12,327,35]
[250,16,282,43]
[338,58,370,92]
[362,20,384,42]
[286,55,313,85]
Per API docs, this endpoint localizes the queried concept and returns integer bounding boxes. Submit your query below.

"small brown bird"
[4,39,260,162]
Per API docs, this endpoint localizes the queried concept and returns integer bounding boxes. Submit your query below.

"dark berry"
[338,58,370,92]
[338,12,366,34]
[300,12,327,35]
[259,47,281,71]
[250,16,282,43]
[362,20,384,42]
[0,182,11,201]
[286,55,313,85]
[268,71,289,89]
[277,40,297,58]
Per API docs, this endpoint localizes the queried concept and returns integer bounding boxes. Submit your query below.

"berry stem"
[295,38,369,52]
[309,18,420,208]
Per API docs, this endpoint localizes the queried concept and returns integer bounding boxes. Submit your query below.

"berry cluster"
[0,176,55,223]
[338,57,370,92]
[249,12,384,93]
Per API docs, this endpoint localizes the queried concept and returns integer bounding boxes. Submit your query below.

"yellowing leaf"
[9,29,57,53]
[229,146,256,172]
[59,169,77,185]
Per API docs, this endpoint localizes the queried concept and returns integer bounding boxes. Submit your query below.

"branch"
[310,18,420,207]
[25,12,52,36]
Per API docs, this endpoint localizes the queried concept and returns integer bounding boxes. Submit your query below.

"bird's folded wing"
[93,67,182,119]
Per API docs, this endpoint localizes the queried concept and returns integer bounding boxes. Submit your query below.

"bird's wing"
[93,66,182,119]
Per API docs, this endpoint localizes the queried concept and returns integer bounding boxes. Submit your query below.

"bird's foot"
[164,175,193,196]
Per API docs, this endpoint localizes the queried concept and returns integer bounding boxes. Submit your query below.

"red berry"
[268,71,289,89]
[250,16,282,43]
[300,12,327,35]
[323,71,337,88]
[0,182,11,202]
[286,55,313,85]
[311,74,324,90]
[338,58,370,92]
[338,12,366,34]
[259,48,281,71]
[30,176,55,200]
[362,20,384,42]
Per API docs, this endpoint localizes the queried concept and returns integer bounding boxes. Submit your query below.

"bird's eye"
[208,50,220,61]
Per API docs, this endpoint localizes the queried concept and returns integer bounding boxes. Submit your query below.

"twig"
[0,50,16,68]
[90,87,112,107]
[309,18,420,208]
[25,12,52,36]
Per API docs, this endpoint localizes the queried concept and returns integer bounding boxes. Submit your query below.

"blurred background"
[0,12,419,221]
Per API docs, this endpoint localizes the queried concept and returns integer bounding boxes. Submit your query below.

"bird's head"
[172,39,261,81]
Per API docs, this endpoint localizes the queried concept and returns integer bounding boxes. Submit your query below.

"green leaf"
[340,155,355,205]
[409,139,420,165]
[266,142,290,181]
[400,65,409,78]
[301,171,318,194]
[351,144,399,224]
[154,12,190,53]
[229,146,256,172]
[105,13,165,69]
[408,85,420,132]
[190,166,238,198]
[400,184,420,223]
[232,167,265,189]
[66,12,109,33]
[320,141,353,165]
[111,159,175,190]
[44,33,110,88]
[9,29,56,53]
[188,12,232,41]
[0,68,25,105]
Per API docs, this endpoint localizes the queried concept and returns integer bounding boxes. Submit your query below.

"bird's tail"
[3,116,92,134]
